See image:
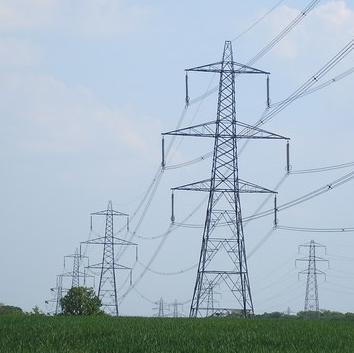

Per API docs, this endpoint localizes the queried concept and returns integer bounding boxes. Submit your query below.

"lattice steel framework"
[81,201,136,316]
[296,240,328,312]
[64,248,90,288]
[153,297,166,317]
[163,41,289,317]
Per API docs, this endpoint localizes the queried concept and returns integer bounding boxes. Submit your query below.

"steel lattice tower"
[163,41,289,317]
[81,201,137,316]
[64,248,90,288]
[206,284,215,317]
[153,297,166,317]
[296,240,328,312]
[54,274,64,315]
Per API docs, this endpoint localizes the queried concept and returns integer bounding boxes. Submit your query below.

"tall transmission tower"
[64,248,90,288]
[154,297,166,317]
[46,274,65,315]
[162,41,289,317]
[296,240,328,313]
[206,283,217,317]
[170,299,184,318]
[46,251,94,315]
[81,201,137,316]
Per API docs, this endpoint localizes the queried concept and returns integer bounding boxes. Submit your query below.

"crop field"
[1,315,354,353]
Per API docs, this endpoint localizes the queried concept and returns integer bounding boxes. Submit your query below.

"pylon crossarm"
[298,269,327,276]
[87,263,131,270]
[60,271,74,278]
[238,179,277,193]
[112,236,137,246]
[237,121,289,140]
[91,210,129,217]
[162,120,288,140]
[186,61,269,75]
[162,121,216,138]
[299,241,326,248]
[81,237,135,246]
[172,178,276,193]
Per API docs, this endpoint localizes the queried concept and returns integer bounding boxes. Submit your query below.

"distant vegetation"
[1,315,354,352]
[255,310,354,320]
[60,287,102,315]
[0,303,22,315]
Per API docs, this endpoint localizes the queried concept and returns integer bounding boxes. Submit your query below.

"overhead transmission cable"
[125,0,323,239]
[174,170,354,229]
[165,64,354,171]
[276,225,354,233]
[231,0,287,42]
[254,39,354,127]
[137,260,197,276]
[119,197,207,303]
[271,67,354,107]
[188,0,321,106]
[117,0,324,302]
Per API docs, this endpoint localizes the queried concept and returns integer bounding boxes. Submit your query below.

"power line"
[290,160,354,175]
[113,1,341,307]
[231,0,287,42]
[174,169,354,229]
[271,67,354,107]
[188,0,321,106]
[137,260,197,276]
[254,39,354,127]
[164,41,288,318]
[276,225,354,233]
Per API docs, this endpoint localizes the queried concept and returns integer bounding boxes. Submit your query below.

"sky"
[0,0,353,316]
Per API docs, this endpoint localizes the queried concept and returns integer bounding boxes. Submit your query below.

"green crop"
[0,315,353,353]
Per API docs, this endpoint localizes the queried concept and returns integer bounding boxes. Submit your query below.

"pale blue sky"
[0,0,353,315]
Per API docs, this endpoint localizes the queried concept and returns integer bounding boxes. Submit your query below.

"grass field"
[1,315,354,353]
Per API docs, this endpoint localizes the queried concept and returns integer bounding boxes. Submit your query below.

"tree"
[31,306,45,315]
[60,287,102,315]
[0,303,23,315]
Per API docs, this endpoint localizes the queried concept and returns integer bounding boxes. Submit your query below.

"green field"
[1,315,354,353]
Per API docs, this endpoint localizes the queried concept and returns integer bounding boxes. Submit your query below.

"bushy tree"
[60,287,102,315]
[0,303,23,315]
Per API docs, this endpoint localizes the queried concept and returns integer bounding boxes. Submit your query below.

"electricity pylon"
[296,240,328,313]
[46,274,65,315]
[64,248,90,288]
[153,297,166,317]
[170,299,184,318]
[206,283,219,317]
[81,201,137,316]
[163,41,289,317]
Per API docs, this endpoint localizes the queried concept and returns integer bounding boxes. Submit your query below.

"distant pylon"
[64,248,90,288]
[206,284,215,317]
[158,297,165,317]
[163,40,289,317]
[172,300,178,318]
[153,297,166,317]
[296,240,328,312]
[81,201,137,316]
[53,275,64,315]
[170,299,183,318]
